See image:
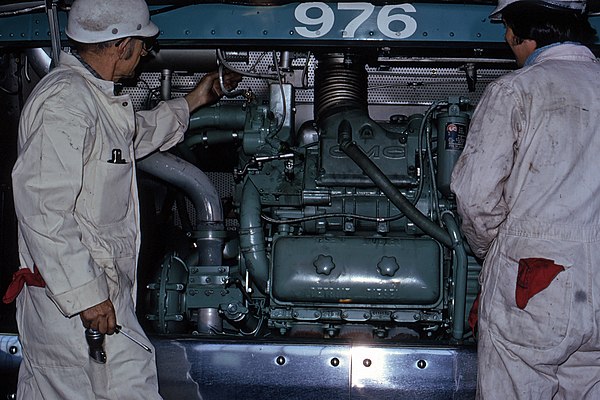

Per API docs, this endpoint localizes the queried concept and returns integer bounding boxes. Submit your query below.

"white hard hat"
[66,0,159,43]
[490,0,587,20]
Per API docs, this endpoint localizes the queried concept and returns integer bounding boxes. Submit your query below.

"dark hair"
[502,3,597,47]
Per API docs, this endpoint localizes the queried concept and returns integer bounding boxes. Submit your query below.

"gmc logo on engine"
[329,145,405,159]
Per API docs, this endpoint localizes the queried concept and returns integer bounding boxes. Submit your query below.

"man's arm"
[451,81,522,258]
[133,70,242,159]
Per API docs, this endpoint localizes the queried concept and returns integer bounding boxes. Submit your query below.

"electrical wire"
[0,85,18,95]
[261,211,405,225]
[0,3,45,17]
[268,50,286,138]
[16,54,24,108]
[149,3,193,16]
[367,80,472,91]
[248,51,269,75]
[301,51,313,89]
[218,63,246,98]
[216,49,278,80]
[425,113,442,225]
[415,100,447,226]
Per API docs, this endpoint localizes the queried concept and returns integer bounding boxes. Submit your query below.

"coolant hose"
[189,104,247,131]
[442,212,468,340]
[183,130,240,148]
[239,179,268,294]
[337,120,453,248]
[180,105,246,165]
[338,120,468,339]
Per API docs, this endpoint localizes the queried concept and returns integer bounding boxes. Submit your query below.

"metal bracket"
[234,152,295,181]
[45,0,61,68]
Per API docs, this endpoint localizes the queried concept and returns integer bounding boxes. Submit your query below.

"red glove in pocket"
[515,258,564,310]
[2,266,46,304]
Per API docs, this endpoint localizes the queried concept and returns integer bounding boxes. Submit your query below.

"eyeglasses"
[140,37,156,55]
[114,37,157,56]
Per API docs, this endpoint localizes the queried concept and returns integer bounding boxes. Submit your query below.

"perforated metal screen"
[123,51,510,111]
[123,51,510,229]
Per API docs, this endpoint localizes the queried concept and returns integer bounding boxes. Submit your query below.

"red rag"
[2,266,46,304]
[468,292,480,336]
[515,258,564,310]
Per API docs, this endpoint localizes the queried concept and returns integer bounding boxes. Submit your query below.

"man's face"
[504,26,537,67]
[113,38,148,81]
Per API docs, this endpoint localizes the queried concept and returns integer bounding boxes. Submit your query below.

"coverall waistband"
[501,217,600,242]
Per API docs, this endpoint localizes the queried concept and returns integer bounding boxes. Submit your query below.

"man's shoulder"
[488,64,552,95]
[36,67,94,99]
[24,67,98,119]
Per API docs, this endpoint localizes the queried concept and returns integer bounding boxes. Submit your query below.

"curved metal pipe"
[25,48,52,77]
[442,212,468,341]
[337,120,453,248]
[239,179,268,294]
[137,152,223,227]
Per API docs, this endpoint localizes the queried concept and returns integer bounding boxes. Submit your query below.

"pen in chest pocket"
[107,148,127,164]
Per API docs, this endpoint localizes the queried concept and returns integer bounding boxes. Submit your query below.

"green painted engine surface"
[271,235,442,306]
[146,91,478,337]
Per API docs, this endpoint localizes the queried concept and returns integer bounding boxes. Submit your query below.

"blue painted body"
[1,2,598,46]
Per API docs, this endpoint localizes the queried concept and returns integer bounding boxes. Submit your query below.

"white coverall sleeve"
[134,97,190,158]
[12,97,109,317]
[450,81,522,259]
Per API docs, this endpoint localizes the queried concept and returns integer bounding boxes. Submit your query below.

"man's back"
[496,43,600,227]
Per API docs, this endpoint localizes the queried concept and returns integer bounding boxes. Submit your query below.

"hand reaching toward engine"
[184,70,243,112]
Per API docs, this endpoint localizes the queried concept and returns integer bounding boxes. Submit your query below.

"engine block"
[144,50,479,342]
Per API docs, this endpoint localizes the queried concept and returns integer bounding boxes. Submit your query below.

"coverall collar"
[71,50,103,80]
[58,51,117,96]
[524,42,595,66]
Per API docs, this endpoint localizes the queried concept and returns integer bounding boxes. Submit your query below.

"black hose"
[337,119,453,248]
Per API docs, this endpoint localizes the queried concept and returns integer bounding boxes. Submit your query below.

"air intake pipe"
[137,152,225,266]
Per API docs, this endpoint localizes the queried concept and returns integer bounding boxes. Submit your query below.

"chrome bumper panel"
[154,337,477,400]
[0,334,477,399]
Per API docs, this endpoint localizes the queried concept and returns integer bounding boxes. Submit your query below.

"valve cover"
[271,236,442,307]
[317,121,414,188]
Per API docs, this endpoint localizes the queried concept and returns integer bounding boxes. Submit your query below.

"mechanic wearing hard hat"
[451,0,599,398]
[5,0,240,398]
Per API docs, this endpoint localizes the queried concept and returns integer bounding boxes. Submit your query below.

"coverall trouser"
[15,255,161,400]
[477,221,600,399]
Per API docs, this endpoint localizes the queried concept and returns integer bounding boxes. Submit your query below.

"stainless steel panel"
[350,345,477,399]
[0,334,21,372]
[153,337,476,400]
[0,334,476,399]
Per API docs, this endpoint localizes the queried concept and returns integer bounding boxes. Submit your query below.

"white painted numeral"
[294,3,335,38]
[294,3,418,39]
[338,3,374,38]
[377,4,417,39]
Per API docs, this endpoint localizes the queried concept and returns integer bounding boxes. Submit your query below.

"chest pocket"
[87,158,133,226]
